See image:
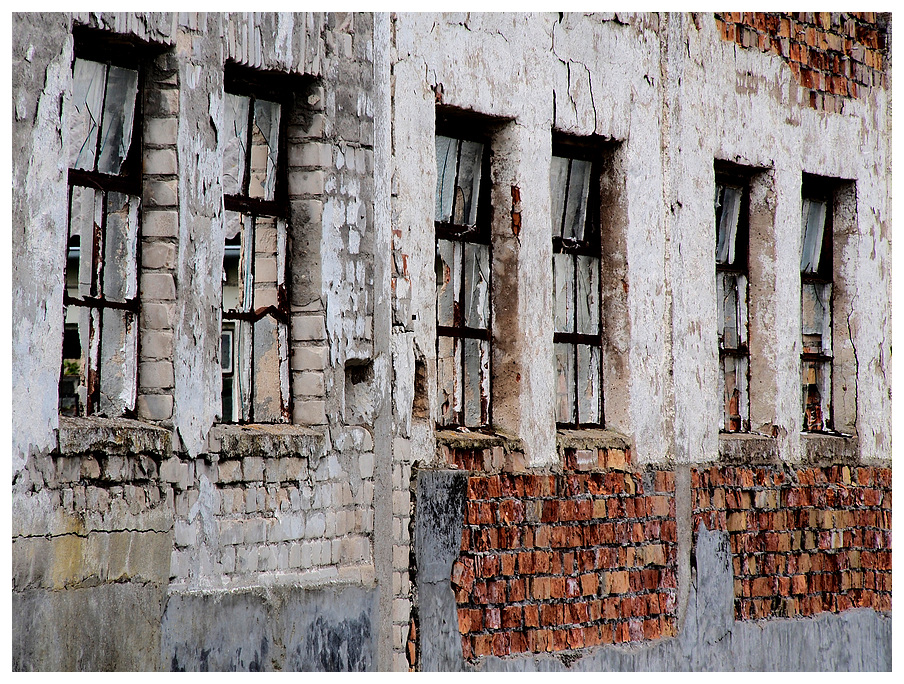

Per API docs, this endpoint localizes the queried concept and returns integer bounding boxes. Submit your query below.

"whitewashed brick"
[294,400,327,425]
[145,148,177,175]
[140,361,174,389]
[288,169,324,197]
[144,179,178,207]
[137,394,173,421]
[292,345,328,371]
[140,272,176,300]
[143,209,178,238]
[146,117,178,146]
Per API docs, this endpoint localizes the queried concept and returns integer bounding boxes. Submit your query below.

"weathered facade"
[12,12,890,671]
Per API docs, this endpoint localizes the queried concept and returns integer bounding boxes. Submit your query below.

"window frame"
[551,139,605,430]
[714,167,752,433]
[60,34,147,418]
[800,175,835,433]
[434,115,494,429]
[220,64,292,424]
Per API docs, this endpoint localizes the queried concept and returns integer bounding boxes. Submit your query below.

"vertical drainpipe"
[372,10,395,672]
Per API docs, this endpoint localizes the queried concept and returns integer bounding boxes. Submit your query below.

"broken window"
[714,176,750,432]
[435,131,491,427]
[61,50,142,417]
[800,184,834,432]
[221,72,290,423]
[552,146,603,428]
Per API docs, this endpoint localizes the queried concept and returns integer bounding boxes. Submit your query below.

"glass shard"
[224,94,250,196]
[463,242,490,329]
[549,155,570,238]
[69,59,106,171]
[553,252,575,333]
[436,334,461,426]
[249,98,281,200]
[435,135,459,223]
[576,255,600,335]
[102,191,139,302]
[578,344,601,425]
[463,337,490,426]
[555,342,575,424]
[801,282,831,354]
[562,159,591,241]
[96,64,138,175]
[715,184,742,265]
[800,198,827,274]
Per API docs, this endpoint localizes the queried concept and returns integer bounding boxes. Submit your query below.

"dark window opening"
[714,168,751,433]
[552,140,603,429]
[221,67,291,423]
[435,119,492,429]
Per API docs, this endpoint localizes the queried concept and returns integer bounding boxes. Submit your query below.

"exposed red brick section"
[693,464,891,620]
[714,12,889,112]
[450,447,678,660]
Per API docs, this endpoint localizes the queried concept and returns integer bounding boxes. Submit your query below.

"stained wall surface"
[12,11,890,672]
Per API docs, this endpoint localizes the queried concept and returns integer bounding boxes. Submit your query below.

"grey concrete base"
[414,468,469,672]
[13,583,166,671]
[413,469,891,673]
[161,584,378,671]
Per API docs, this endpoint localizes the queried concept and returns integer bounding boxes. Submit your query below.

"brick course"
[714,12,888,112]
[693,464,891,620]
[448,445,678,660]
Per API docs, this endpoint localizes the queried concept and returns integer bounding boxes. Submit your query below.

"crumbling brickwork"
[714,12,889,111]
[693,463,891,620]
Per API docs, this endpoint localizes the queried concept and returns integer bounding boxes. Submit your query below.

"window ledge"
[58,416,171,456]
[557,428,632,471]
[209,423,324,460]
[434,429,524,453]
[718,432,778,464]
[801,432,859,464]
[556,428,631,452]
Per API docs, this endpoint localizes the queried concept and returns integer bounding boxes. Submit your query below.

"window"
[800,179,833,432]
[221,68,290,423]
[551,144,603,428]
[714,173,750,432]
[434,129,491,428]
[61,44,143,417]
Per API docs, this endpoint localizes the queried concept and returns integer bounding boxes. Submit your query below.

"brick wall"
[693,464,891,620]
[436,438,891,664]
[714,12,889,112]
[446,443,678,660]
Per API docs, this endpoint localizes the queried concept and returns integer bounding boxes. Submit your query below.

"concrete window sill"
[801,432,859,464]
[435,429,524,472]
[57,416,171,456]
[718,432,778,464]
[556,428,632,471]
[208,423,324,460]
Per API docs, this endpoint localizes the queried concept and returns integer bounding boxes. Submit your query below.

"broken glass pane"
[435,135,459,223]
[224,94,250,196]
[249,98,281,200]
[801,281,831,355]
[800,198,827,274]
[102,191,140,302]
[96,64,138,176]
[436,334,461,426]
[562,159,591,241]
[578,344,601,425]
[463,242,490,329]
[455,140,483,227]
[555,342,575,424]
[715,184,742,265]
[70,59,106,171]
[576,255,600,335]
[463,337,490,426]
[553,252,575,333]
[97,308,137,416]
[718,272,740,350]
[549,155,570,238]
[435,238,459,328]
[802,358,831,431]
[722,354,748,432]
[68,185,101,298]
